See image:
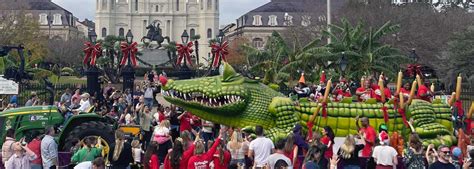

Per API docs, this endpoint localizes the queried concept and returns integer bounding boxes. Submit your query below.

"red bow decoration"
[407,64,422,77]
[381,106,389,123]
[176,42,194,66]
[322,102,328,118]
[398,108,409,127]
[120,42,138,67]
[211,41,229,68]
[83,42,102,66]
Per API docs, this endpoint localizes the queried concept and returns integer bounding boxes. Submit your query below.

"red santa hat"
[159,75,168,86]
[320,71,326,84]
[379,131,389,145]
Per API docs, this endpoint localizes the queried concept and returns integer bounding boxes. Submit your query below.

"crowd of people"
[0,70,471,169]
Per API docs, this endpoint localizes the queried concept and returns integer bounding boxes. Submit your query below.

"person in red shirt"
[320,126,335,160]
[417,81,432,102]
[164,137,196,169]
[399,82,411,99]
[27,131,42,169]
[144,141,159,169]
[187,129,224,169]
[356,81,372,102]
[356,116,377,157]
[343,88,352,98]
[178,112,193,132]
[211,141,231,169]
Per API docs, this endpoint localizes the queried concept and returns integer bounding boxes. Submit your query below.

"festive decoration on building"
[176,42,194,66]
[210,41,229,68]
[120,42,138,66]
[83,42,102,66]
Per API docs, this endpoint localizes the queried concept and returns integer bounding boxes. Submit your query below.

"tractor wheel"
[62,121,115,152]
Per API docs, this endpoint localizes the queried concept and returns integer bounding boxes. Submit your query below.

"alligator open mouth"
[163,90,244,108]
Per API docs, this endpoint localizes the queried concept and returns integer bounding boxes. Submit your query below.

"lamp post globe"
[88,29,97,44]
[339,52,348,75]
[126,30,134,44]
[217,30,225,44]
[181,30,189,44]
[409,48,419,63]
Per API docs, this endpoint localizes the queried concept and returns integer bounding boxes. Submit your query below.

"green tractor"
[0,105,116,153]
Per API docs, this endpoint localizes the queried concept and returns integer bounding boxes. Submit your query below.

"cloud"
[52,0,269,24]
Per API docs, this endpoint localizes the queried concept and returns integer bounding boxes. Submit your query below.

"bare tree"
[45,38,84,67]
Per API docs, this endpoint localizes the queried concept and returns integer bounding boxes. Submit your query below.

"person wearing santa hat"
[372,131,398,169]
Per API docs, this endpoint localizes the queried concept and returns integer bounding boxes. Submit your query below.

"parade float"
[163,62,468,147]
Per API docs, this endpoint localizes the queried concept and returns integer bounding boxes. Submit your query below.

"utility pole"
[327,0,331,44]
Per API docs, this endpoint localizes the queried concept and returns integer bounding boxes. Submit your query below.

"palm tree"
[0,50,53,82]
[322,19,410,79]
[244,31,324,85]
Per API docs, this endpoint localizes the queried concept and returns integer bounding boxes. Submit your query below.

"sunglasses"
[441,151,450,154]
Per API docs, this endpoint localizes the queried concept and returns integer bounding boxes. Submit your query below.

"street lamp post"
[339,52,348,76]
[409,48,419,63]
[180,30,189,70]
[85,29,101,98]
[210,30,225,75]
[122,30,135,94]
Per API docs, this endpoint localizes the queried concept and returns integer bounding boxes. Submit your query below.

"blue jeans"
[344,165,360,169]
[145,98,154,108]
[31,164,42,169]
[230,159,245,168]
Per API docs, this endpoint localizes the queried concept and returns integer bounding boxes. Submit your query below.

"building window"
[135,0,138,11]
[252,15,262,26]
[207,0,212,10]
[283,13,293,26]
[111,0,115,9]
[190,28,196,37]
[39,13,47,25]
[119,28,124,37]
[156,5,159,12]
[252,38,263,49]
[102,27,107,37]
[200,0,204,10]
[268,15,278,26]
[53,14,62,25]
[207,28,212,38]
[215,0,218,10]
[176,0,179,11]
[301,15,311,27]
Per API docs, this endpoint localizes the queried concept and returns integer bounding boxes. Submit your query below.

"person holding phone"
[5,140,38,169]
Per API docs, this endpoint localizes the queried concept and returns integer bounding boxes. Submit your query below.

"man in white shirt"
[372,131,398,168]
[74,93,91,113]
[249,125,275,168]
[267,139,293,169]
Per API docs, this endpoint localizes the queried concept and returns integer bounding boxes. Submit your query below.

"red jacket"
[163,144,196,169]
[187,138,222,169]
[27,138,42,165]
[149,154,159,169]
[212,150,231,169]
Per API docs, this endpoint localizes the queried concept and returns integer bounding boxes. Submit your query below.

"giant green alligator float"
[163,63,456,146]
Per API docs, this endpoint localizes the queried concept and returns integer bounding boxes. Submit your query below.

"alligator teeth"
[184,94,187,100]
[218,102,221,107]
[201,100,204,104]
[209,98,212,103]
[213,98,217,103]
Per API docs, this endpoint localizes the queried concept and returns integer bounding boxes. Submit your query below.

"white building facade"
[95,0,219,64]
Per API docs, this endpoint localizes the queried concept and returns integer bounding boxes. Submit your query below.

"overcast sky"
[52,0,269,25]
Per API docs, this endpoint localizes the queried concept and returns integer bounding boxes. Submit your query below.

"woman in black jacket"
[108,130,133,169]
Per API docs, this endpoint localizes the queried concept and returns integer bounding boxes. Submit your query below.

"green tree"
[443,26,474,87]
[322,19,409,79]
[244,31,323,86]
[96,35,125,83]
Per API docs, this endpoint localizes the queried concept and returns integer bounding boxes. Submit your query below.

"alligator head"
[163,63,282,128]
